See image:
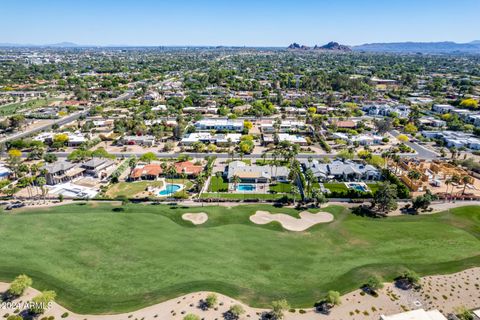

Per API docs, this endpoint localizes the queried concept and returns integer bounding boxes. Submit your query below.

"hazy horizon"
[2,0,480,47]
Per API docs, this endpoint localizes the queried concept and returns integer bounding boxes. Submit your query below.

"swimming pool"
[237,184,256,191]
[346,182,369,193]
[158,184,182,196]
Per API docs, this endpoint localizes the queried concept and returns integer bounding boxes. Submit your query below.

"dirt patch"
[182,212,208,225]
[250,210,334,231]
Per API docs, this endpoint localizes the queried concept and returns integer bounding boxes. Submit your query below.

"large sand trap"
[182,212,208,225]
[250,210,334,231]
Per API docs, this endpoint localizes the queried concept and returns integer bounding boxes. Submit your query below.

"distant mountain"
[288,42,351,52]
[0,42,80,48]
[353,41,480,54]
[287,43,310,50]
[314,42,352,52]
[46,42,79,47]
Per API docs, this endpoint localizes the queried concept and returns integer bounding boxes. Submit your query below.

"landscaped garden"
[0,203,479,314]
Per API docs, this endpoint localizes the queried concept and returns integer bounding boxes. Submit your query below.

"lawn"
[269,182,292,193]
[207,176,228,192]
[0,203,479,314]
[322,183,380,194]
[105,181,164,199]
[200,192,291,200]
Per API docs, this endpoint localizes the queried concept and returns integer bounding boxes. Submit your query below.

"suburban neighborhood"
[1,1,480,320]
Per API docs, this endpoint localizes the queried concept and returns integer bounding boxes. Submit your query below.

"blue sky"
[2,0,479,46]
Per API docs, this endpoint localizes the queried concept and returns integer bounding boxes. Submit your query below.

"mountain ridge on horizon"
[1,40,480,53]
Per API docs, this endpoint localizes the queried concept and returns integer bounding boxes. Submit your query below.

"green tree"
[365,275,384,293]
[205,293,217,308]
[271,299,290,320]
[337,149,354,161]
[140,152,157,163]
[372,182,398,213]
[183,314,200,320]
[229,304,245,318]
[325,290,341,307]
[8,274,32,296]
[31,290,56,314]
[404,122,418,134]
[36,176,47,203]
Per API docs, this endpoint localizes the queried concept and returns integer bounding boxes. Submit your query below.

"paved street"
[390,130,439,160]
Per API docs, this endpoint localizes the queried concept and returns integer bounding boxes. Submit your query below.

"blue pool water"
[349,183,368,192]
[158,184,181,196]
[237,184,256,191]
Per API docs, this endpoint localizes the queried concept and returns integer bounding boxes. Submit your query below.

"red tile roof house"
[334,120,357,129]
[130,164,163,181]
[174,161,203,177]
[129,161,203,181]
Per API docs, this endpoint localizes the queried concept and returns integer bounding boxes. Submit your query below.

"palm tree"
[215,171,223,205]
[304,169,315,201]
[291,185,299,206]
[36,177,47,204]
[450,174,461,200]
[128,157,137,180]
[444,178,451,202]
[461,175,471,195]
[166,163,177,187]
[232,175,241,193]
[194,174,206,203]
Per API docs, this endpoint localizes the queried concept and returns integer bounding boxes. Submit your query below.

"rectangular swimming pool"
[237,184,256,191]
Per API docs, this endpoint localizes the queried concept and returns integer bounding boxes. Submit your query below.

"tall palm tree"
[232,175,241,193]
[36,177,47,204]
[291,185,299,206]
[215,171,223,205]
[304,169,315,201]
[444,178,451,202]
[461,175,471,195]
[450,174,461,200]
[166,163,177,187]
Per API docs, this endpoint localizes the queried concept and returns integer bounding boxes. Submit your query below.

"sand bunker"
[250,210,334,231]
[182,212,208,225]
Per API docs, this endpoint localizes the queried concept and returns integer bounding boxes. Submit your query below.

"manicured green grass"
[269,182,292,193]
[322,183,379,194]
[200,192,291,200]
[324,183,349,193]
[105,181,164,198]
[208,176,228,192]
[0,204,479,314]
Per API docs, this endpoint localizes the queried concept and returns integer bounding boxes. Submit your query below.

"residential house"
[432,104,455,114]
[301,159,381,182]
[421,130,480,150]
[362,104,410,118]
[43,161,85,185]
[332,133,384,146]
[225,161,290,183]
[81,158,116,179]
[0,164,11,180]
[262,133,308,146]
[174,161,203,177]
[120,135,156,147]
[194,119,244,132]
[181,132,241,146]
[259,120,307,133]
